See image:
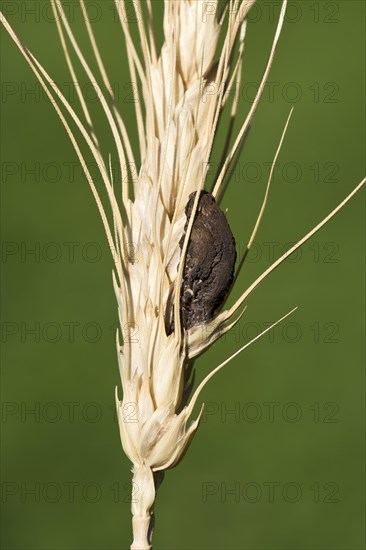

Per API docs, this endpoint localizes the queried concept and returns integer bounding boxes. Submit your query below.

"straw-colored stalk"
[1,1,364,548]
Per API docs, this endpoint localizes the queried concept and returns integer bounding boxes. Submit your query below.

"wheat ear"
[1,1,364,548]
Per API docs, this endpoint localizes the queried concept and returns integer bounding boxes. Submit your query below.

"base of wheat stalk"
[130,466,166,549]
[130,466,155,550]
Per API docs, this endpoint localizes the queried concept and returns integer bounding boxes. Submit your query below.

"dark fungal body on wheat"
[167,191,236,334]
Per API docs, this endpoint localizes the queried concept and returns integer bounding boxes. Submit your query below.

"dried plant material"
[1,1,364,549]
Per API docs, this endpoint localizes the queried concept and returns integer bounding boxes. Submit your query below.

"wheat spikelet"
[1,1,364,548]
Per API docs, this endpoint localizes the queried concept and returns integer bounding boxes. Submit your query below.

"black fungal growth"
[167,190,236,334]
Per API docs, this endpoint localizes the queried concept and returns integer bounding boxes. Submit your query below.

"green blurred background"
[1,1,365,549]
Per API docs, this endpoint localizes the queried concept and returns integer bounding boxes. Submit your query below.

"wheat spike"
[1,1,364,548]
